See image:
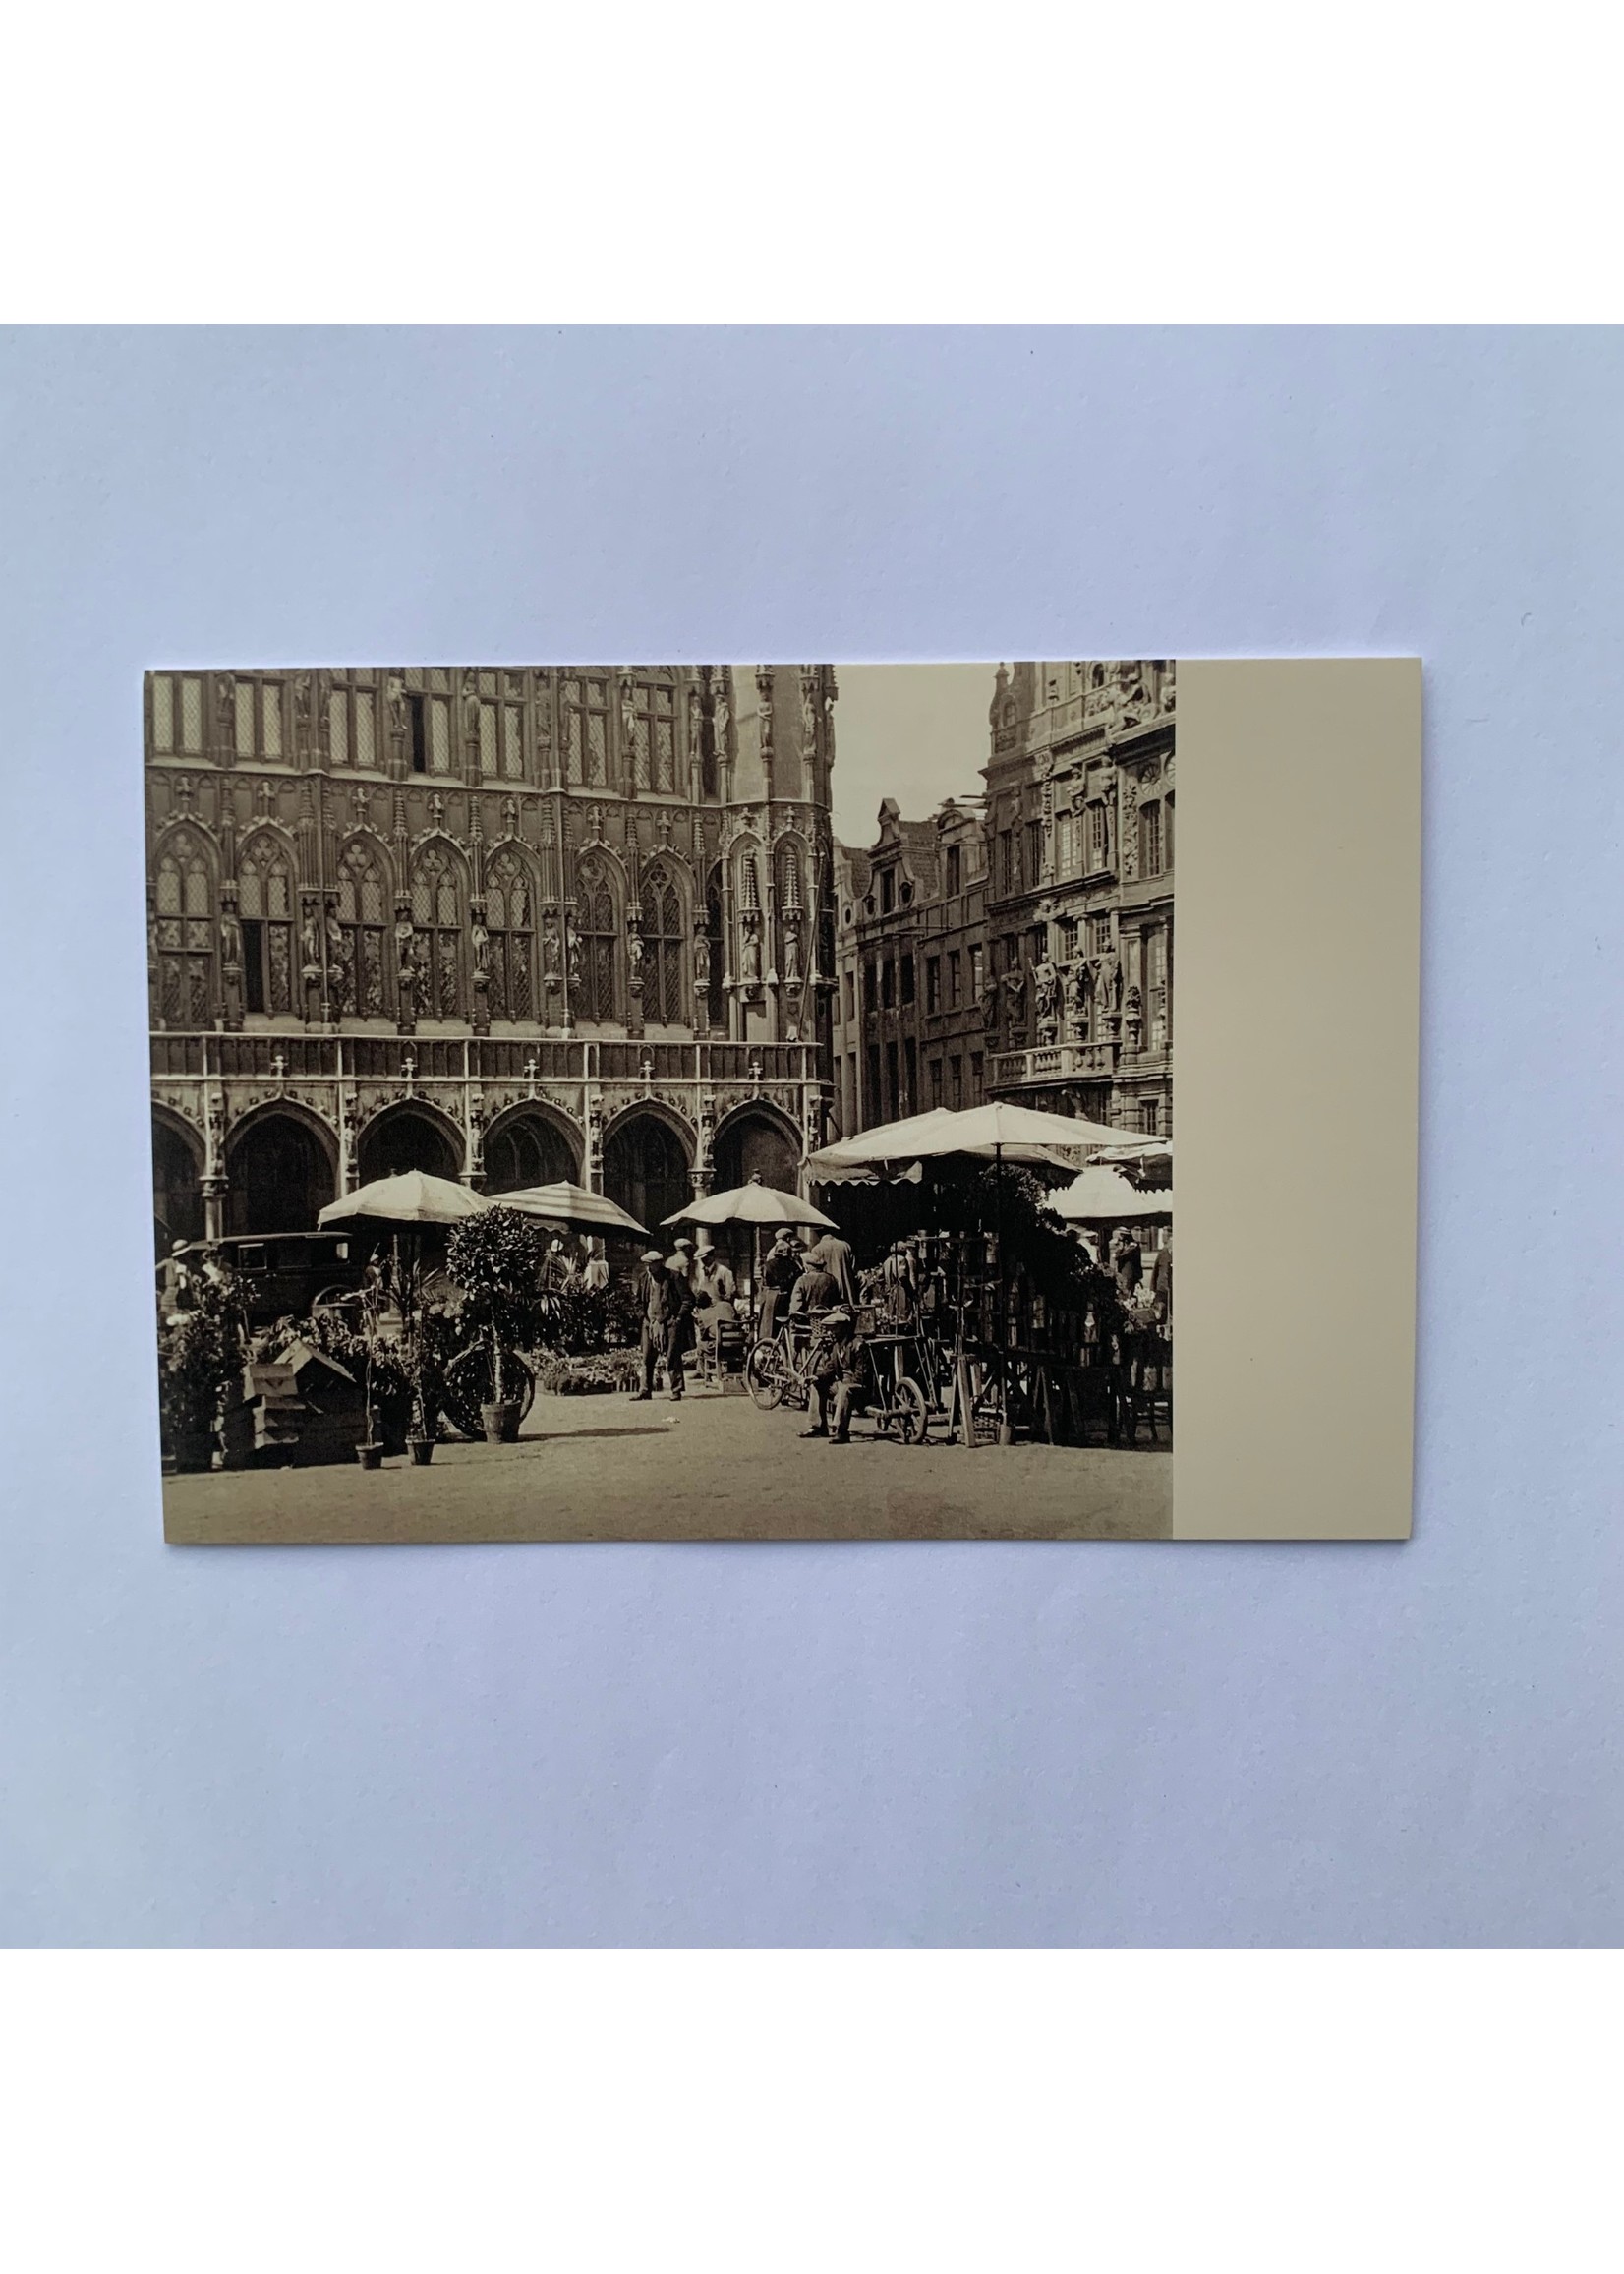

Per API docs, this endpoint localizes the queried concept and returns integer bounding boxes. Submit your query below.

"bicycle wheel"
[745,1339,785,1411]
[893,1377,929,1445]
[442,1346,538,1439]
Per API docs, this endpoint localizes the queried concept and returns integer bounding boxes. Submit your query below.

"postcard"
[148,658,1419,1542]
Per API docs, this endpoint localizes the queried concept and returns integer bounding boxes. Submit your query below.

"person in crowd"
[801,1309,867,1444]
[1150,1235,1173,1326]
[687,1238,732,1380]
[800,1226,857,1307]
[634,1248,693,1402]
[788,1248,840,1323]
[879,1239,917,1325]
[669,1235,698,1289]
[1108,1225,1143,1300]
[758,1230,802,1342]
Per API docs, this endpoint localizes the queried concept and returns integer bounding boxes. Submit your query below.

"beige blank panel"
[1173,660,1421,1539]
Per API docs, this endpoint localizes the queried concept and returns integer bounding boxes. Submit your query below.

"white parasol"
[318,1171,491,1227]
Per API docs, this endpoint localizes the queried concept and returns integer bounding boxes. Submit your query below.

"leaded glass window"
[574,858,616,1021]
[354,690,376,768]
[336,839,388,1018]
[412,845,463,1018]
[501,703,524,780]
[154,831,213,1024]
[478,701,498,777]
[428,699,451,773]
[261,682,282,759]
[235,678,256,757]
[328,689,349,766]
[151,674,175,753]
[179,677,203,754]
[563,676,609,787]
[486,848,535,1021]
[238,833,296,1015]
[630,676,676,792]
[640,866,683,1026]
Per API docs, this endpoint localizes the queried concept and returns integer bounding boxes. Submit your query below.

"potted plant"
[446,1207,548,1445]
[156,1257,246,1473]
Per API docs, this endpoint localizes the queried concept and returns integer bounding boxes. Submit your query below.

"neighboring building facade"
[148,664,838,1250]
[982,660,1175,1135]
[829,795,988,1137]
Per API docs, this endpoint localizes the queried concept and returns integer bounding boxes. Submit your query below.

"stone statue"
[740,912,762,984]
[713,677,730,754]
[301,907,323,980]
[394,917,418,1001]
[981,978,1000,1037]
[542,917,561,974]
[783,915,802,986]
[1065,959,1088,1036]
[386,675,406,738]
[1034,956,1060,1035]
[693,922,712,992]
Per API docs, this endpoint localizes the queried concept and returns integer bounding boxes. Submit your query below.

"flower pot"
[481,1400,521,1444]
[356,1441,385,1471]
[406,1435,435,1466]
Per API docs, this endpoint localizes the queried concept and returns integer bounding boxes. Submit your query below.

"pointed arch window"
[238,833,295,1015]
[412,844,464,1019]
[640,866,684,1026]
[574,858,616,1022]
[335,838,388,1017]
[705,868,725,1029]
[486,847,535,1021]
[562,676,609,787]
[154,832,213,1024]
[630,675,677,792]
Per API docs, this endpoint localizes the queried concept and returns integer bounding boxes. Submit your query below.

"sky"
[828,663,996,849]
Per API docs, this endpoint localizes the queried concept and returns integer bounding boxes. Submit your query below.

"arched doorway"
[226,1111,336,1234]
[604,1112,692,1239]
[712,1108,800,1195]
[484,1110,579,1195]
[356,1104,463,1187]
[152,1112,203,1255]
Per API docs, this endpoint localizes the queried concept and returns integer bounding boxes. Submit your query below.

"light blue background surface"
[1,328,1618,1947]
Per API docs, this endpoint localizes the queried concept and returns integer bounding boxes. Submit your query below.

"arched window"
[412,844,464,1019]
[335,838,388,1018]
[154,831,214,1024]
[574,858,617,1023]
[704,868,725,1029]
[486,847,535,1021]
[640,866,684,1026]
[629,674,677,792]
[237,833,295,1016]
[562,675,609,787]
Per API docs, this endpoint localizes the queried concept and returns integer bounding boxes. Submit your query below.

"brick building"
[829,795,989,1137]
[147,664,838,1251]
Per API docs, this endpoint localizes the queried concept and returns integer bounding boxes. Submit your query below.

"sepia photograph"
[150,658,1176,1543]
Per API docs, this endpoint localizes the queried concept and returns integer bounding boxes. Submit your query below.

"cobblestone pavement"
[163,1384,1173,1545]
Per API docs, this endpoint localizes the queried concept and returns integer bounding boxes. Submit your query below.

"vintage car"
[158,1229,374,1328]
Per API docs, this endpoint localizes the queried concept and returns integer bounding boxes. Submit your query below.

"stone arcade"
[147,665,838,1250]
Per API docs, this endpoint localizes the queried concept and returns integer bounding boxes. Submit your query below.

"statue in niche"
[783,915,803,987]
[981,977,1001,1037]
[693,923,711,993]
[740,913,762,985]
[1065,959,1088,1037]
[1033,956,1060,1038]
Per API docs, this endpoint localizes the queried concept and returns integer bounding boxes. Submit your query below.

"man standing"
[800,1227,857,1307]
[1109,1225,1143,1302]
[758,1230,801,1342]
[1150,1235,1173,1325]
[669,1235,698,1289]
[788,1249,839,1324]
[634,1248,693,1402]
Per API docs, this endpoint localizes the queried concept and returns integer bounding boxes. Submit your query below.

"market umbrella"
[495,1181,649,1240]
[1046,1165,1174,1224]
[318,1171,491,1227]
[664,1176,837,1231]
[805,1100,1135,1181]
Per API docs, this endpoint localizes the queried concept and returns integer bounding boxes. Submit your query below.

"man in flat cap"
[634,1247,693,1402]
[802,1308,866,1444]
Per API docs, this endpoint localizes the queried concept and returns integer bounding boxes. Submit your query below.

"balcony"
[150,1032,822,1088]
[989,1041,1118,1089]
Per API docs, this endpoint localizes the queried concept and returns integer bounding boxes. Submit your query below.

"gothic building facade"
[981,660,1175,1135]
[148,665,838,1251]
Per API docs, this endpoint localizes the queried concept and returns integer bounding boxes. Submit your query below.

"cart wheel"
[894,1377,929,1445]
[311,1284,362,1325]
[744,1339,784,1411]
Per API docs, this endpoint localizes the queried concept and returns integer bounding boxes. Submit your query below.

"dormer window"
[880,867,896,914]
